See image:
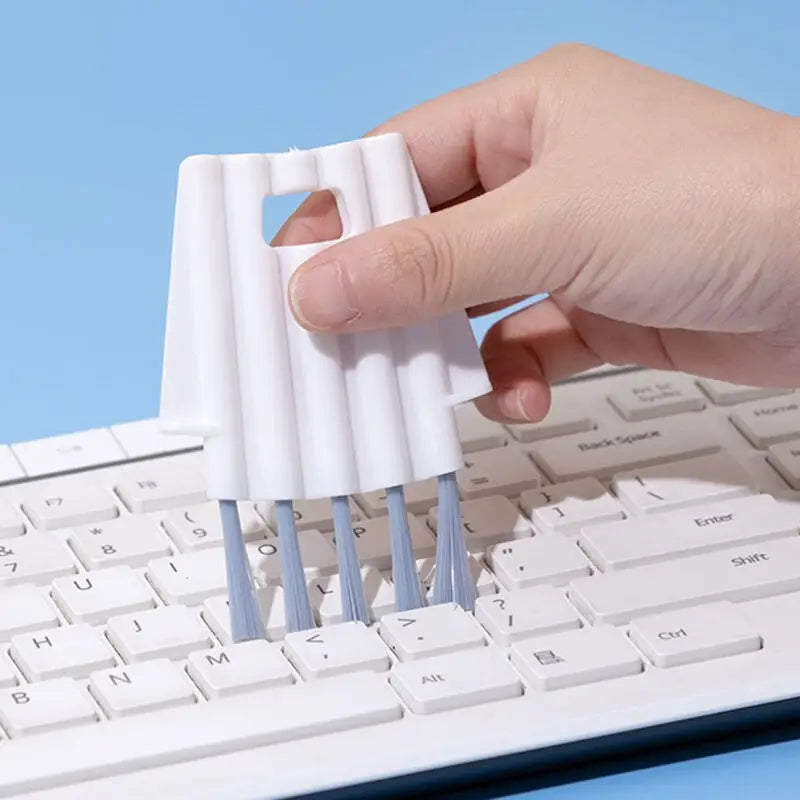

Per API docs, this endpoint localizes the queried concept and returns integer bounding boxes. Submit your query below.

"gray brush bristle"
[218,500,266,642]
[331,496,369,623]
[274,500,316,632]
[432,472,475,611]
[386,485,425,611]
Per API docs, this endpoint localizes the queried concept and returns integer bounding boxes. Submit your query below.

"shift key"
[569,537,800,625]
[530,418,719,482]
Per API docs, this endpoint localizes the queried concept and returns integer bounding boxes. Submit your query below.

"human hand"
[277,44,800,423]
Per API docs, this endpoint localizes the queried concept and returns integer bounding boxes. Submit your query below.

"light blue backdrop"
[1,1,799,796]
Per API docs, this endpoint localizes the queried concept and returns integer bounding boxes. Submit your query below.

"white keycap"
[628,601,761,668]
[457,448,542,500]
[10,624,115,681]
[202,586,286,644]
[51,567,155,624]
[107,605,212,662]
[579,494,800,571]
[0,500,25,538]
[0,678,98,736]
[0,446,25,483]
[428,495,532,552]
[187,640,293,698]
[284,621,390,679]
[162,501,266,552]
[455,403,508,453]
[115,465,206,513]
[357,478,439,516]
[475,587,582,646]
[767,439,800,489]
[263,497,363,534]
[612,453,753,515]
[0,653,18,688]
[504,393,595,443]
[89,659,197,718]
[110,419,202,458]
[607,373,705,421]
[487,535,591,591]
[520,478,626,535]
[731,397,800,448]
[530,418,720,482]
[740,453,791,494]
[325,514,435,570]
[569,537,800,625]
[20,483,119,531]
[70,517,172,570]
[379,603,486,661]
[0,585,59,639]
[417,555,497,599]
[0,534,76,587]
[510,626,642,690]
[147,549,227,605]
[310,567,395,625]
[697,378,793,406]
[248,530,337,584]
[11,428,126,477]
[389,647,521,714]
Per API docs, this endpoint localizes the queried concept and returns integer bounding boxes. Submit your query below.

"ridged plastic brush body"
[159,133,490,502]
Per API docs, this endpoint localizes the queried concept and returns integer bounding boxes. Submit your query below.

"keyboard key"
[455,403,508,453]
[202,586,286,644]
[612,454,753,515]
[510,626,642,690]
[147,550,227,605]
[628,601,761,668]
[0,500,25,538]
[309,567,395,625]
[89,659,197,719]
[324,514,435,570]
[247,530,337,584]
[51,567,155,624]
[0,585,59,639]
[379,603,486,661]
[416,555,497,599]
[487,535,591,591]
[730,397,800,448]
[114,465,206,513]
[10,624,115,681]
[767,439,800,489]
[0,677,98,737]
[0,653,18,688]
[697,378,793,406]
[475,587,581,646]
[284,621,390,679]
[107,605,212,662]
[428,495,532,551]
[457,448,542,500]
[110,419,202,459]
[0,446,25,483]
[20,483,119,531]
[504,393,595,443]
[187,640,293,698]
[0,535,76,587]
[579,494,800,571]
[11,429,125,477]
[263,497,363,533]
[530,418,720,482]
[70,517,172,570]
[607,373,705,421]
[569,537,800,625]
[389,647,521,714]
[162,501,266,552]
[740,453,791,494]
[357,478,439,516]
[520,478,626,535]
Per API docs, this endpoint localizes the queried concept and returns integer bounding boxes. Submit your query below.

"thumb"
[287,179,545,332]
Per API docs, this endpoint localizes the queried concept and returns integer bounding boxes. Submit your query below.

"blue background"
[1,0,799,796]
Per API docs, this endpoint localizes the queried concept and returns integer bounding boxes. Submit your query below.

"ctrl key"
[389,648,521,714]
[0,678,97,737]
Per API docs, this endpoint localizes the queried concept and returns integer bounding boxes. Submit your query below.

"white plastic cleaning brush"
[159,133,490,638]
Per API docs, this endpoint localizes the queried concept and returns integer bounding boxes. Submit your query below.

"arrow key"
[283,621,390,680]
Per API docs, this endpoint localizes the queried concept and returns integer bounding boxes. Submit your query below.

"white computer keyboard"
[1,367,800,800]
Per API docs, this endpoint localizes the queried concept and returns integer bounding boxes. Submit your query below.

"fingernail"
[290,260,361,329]
[495,387,531,422]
